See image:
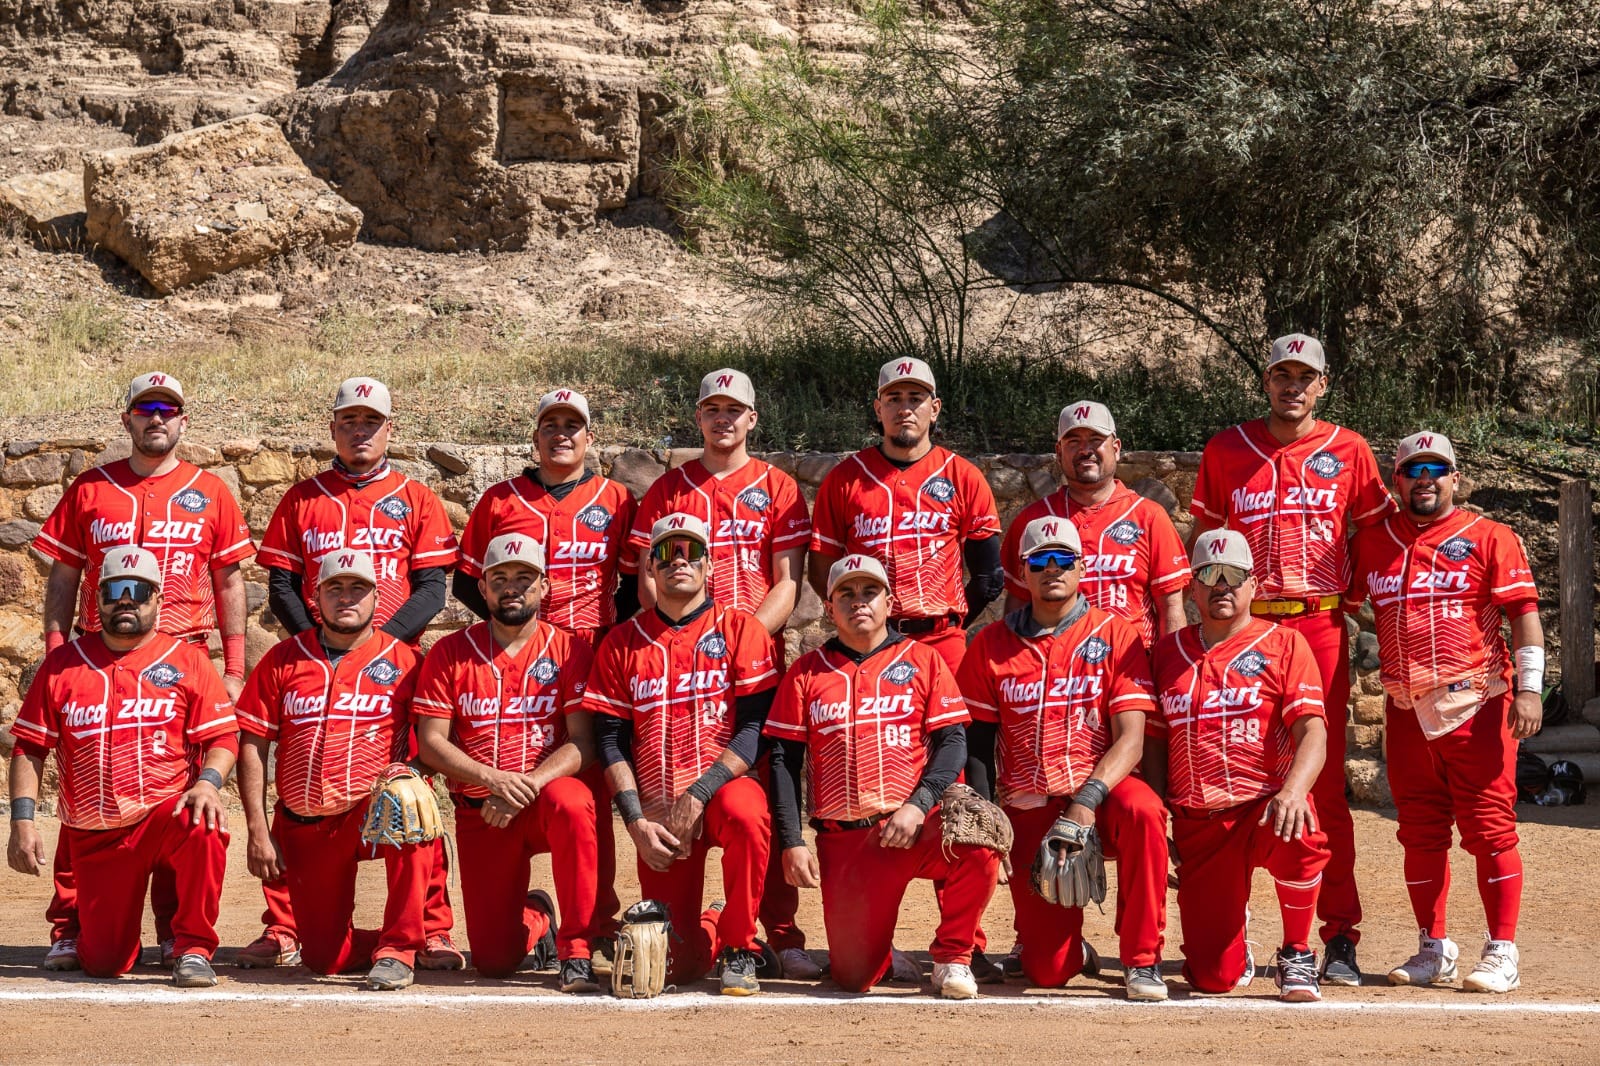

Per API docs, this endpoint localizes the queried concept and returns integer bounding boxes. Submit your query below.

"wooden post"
[1558,479,1595,714]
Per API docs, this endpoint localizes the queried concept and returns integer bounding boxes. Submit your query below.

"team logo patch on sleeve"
[920,476,956,503]
[1304,451,1346,478]
[375,497,412,521]
[1077,636,1112,664]
[736,487,772,512]
[1438,536,1476,562]
[364,658,402,685]
[882,661,918,685]
[171,488,211,513]
[527,657,559,685]
[697,632,728,659]
[1230,650,1269,677]
[1106,519,1144,546]
[576,504,613,532]
[141,663,185,688]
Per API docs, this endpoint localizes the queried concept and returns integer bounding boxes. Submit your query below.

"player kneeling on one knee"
[958,518,1171,1000]
[765,554,1003,1000]
[1146,532,1331,1002]
[415,533,603,991]
[8,548,236,987]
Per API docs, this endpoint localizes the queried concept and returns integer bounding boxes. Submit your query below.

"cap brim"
[828,571,888,596]
[1026,540,1080,555]
[538,403,589,423]
[877,377,935,393]
[332,403,390,417]
[697,393,751,407]
[1397,451,1453,468]
[485,559,544,575]
[129,388,182,406]
[1266,358,1325,374]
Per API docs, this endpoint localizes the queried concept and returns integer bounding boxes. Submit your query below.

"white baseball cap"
[649,513,711,549]
[877,357,937,394]
[482,532,546,574]
[1190,529,1254,571]
[1019,516,1083,557]
[100,546,163,587]
[1056,400,1116,440]
[698,369,756,408]
[1266,334,1328,374]
[126,372,184,408]
[535,388,591,426]
[826,553,890,597]
[1394,431,1457,470]
[333,377,393,418]
[318,549,378,586]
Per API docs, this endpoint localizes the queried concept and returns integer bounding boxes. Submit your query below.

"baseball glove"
[359,763,443,848]
[1031,814,1106,910]
[612,900,672,998]
[938,783,1015,881]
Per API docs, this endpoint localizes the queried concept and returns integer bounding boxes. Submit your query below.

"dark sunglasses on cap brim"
[650,538,707,566]
[1194,563,1252,588]
[129,400,183,418]
[1026,549,1079,572]
[100,578,156,604]
[1398,460,1453,479]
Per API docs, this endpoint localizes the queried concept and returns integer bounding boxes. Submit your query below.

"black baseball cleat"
[528,890,559,972]
[559,957,601,993]
[1321,934,1362,987]
[1275,947,1321,1002]
[1081,938,1102,978]
[969,949,1006,985]
[717,947,762,996]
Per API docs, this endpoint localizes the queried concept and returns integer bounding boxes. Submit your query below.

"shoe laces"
[1278,949,1318,986]
[724,949,758,976]
[941,963,974,981]
[1129,964,1162,984]
[1477,940,1516,971]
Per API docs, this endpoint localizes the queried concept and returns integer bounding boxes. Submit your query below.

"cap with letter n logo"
[333,377,393,417]
[535,387,591,427]
[125,371,185,409]
[826,552,890,597]
[317,549,378,587]
[99,546,163,587]
[697,368,756,408]
[483,532,546,574]
[1190,529,1253,570]
[1056,399,1116,440]
[1394,429,1457,472]
[1020,515,1082,556]
[876,356,937,395]
[1266,333,1328,374]
[649,512,710,549]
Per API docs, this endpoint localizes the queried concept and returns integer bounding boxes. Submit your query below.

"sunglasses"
[650,538,707,566]
[1399,460,1453,480]
[1194,564,1252,589]
[1026,550,1079,572]
[100,578,156,604]
[129,400,183,418]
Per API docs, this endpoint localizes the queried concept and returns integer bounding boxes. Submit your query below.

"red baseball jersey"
[1345,509,1537,733]
[458,472,635,634]
[1001,482,1190,647]
[957,607,1156,806]
[1148,619,1326,811]
[1190,420,1395,599]
[810,446,1001,619]
[236,632,419,817]
[34,460,255,639]
[258,468,458,629]
[584,604,777,818]
[627,458,810,614]
[412,620,594,797]
[764,637,970,821]
[12,635,237,830]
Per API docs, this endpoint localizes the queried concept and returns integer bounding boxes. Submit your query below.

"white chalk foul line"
[3,987,1599,1014]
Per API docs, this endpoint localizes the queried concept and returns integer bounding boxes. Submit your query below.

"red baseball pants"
[816,811,1000,993]
[1172,795,1330,993]
[1006,777,1169,986]
[635,776,770,984]
[455,776,599,975]
[580,763,622,940]
[1385,693,1522,941]
[257,835,454,942]
[273,803,429,973]
[48,826,179,944]
[66,792,227,977]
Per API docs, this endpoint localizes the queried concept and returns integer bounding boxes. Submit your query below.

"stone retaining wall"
[0,436,1393,804]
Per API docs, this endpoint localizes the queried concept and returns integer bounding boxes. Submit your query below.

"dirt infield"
[5,806,1598,1064]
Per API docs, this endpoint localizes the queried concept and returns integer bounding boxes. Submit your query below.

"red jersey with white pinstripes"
[1345,509,1537,700]
[258,468,458,630]
[584,604,776,819]
[34,460,255,639]
[957,607,1156,804]
[810,446,1000,619]
[457,472,635,633]
[236,632,419,817]
[627,458,810,614]
[1001,481,1190,648]
[764,637,969,820]
[1190,420,1395,599]
[411,620,593,798]
[12,635,237,829]
[1148,619,1325,811]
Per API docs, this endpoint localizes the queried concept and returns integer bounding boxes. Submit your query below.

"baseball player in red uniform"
[1146,530,1331,1001]
[236,550,429,991]
[1189,333,1394,986]
[1002,401,1189,648]
[584,514,779,995]
[766,554,999,999]
[32,371,254,972]
[959,518,1171,1000]
[454,386,634,951]
[416,533,602,992]
[8,547,236,987]
[251,376,460,970]
[628,368,819,980]
[1345,432,1543,993]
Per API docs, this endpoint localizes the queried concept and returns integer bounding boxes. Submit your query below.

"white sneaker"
[1387,931,1459,986]
[43,939,80,972]
[1462,937,1519,993]
[933,962,978,1000]
[1234,907,1257,990]
[778,947,823,980]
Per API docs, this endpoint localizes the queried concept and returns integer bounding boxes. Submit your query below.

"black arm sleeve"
[613,572,641,624]
[907,724,967,813]
[727,688,776,767]
[380,566,448,642]
[266,566,315,635]
[452,569,490,621]
[768,737,807,850]
[594,712,634,769]
[962,536,1004,625]
[965,720,998,801]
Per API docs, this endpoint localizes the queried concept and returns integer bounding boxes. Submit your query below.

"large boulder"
[84,114,363,294]
[0,169,86,249]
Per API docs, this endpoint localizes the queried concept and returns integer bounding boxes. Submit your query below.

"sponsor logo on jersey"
[920,476,956,504]
[576,504,613,533]
[1230,650,1269,677]
[364,657,402,685]
[1077,636,1112,664]
[375,497,411,522]
[527,657,559,686]
[172,488,210,513]
[62,700,108,727]
[737,487,772,513]
[697,632,728,659]
[1303,450,1345,478]
[882,661,918,686]
[1105,519,1143,546]
[141,663,184,688]
[1438,536,1476,562]
[90,518,136,545]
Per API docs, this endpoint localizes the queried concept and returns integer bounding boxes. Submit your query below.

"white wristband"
[1515,646,1545,694]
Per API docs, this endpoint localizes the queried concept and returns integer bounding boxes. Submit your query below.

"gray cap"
[826,553,890,597]
[333,377,393,417]
[1190,529,1254,571]
[1266,334,1327,374]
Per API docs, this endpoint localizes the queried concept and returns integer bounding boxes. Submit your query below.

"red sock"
[1476,848,1522,942]
[1274,873,1320,952]
[1404,850,1451,938]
